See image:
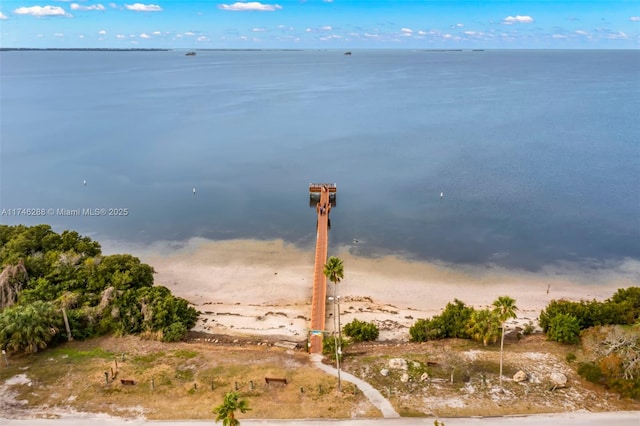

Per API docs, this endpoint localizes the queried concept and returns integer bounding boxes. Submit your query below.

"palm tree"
[323,256,344,391]
[0,301,60,354]
[492,296,518,387]
[212,391,251,426]
[466,308,500,347]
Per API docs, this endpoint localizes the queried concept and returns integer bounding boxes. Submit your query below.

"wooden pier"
[308,183,336,354]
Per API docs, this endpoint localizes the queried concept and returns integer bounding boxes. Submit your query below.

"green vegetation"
[213,391,251,425]
[0,224,198,353]
[409,298,473,342]
[322,335,349,361]
[0,300,61,353]
[408,287,640,400]
[343,318,379,342]
[323,256,345,366]
[466,308,500,346]
[539,288,640,334]
[493,296,518,387]
[547,313,581,344]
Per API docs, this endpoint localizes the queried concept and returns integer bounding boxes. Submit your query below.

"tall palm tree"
[212,391,251,426]
[323,256,344,391]
[323,256,344,288]
[492,296,518,387]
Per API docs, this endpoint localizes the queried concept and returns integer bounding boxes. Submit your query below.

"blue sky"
[1,1,639,48]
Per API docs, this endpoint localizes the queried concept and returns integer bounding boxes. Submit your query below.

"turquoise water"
[1,49,639,271]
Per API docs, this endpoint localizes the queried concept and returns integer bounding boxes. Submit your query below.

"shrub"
[578,362,603,384]
[522,321,535,335]
[343,318,379,342]
[409,299,473,342]
[566,352,577,363]
[547,313,581,344]
[322,335,348,361]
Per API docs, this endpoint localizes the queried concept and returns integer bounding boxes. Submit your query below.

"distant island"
[0,48,170,52]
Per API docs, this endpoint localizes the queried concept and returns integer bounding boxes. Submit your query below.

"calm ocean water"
[1,49,639,271]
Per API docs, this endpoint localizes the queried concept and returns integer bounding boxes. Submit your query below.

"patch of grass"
[132,352,165,364]
[172,349,198,359]
[175,367,195,382]
[51,347,114,360]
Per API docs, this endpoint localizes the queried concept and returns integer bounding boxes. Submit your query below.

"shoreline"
[125,237,639,342]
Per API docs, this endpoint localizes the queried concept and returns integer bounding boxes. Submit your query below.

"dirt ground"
[0,332,638,421]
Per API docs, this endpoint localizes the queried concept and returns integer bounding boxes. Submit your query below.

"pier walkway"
[308,183,335,354]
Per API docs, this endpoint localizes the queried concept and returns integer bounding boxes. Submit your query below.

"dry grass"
[1,333,638,420]
[0,335,378,420]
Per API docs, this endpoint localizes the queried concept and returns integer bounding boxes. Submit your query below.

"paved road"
[1,412,639,426]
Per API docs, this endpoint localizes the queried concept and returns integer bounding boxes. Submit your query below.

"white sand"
[133,238,639,341]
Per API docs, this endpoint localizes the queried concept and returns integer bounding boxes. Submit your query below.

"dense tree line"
[0,225,198,353]
[539,287,640,335]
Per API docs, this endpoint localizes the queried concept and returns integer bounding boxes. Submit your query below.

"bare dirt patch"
[341,334,640,417]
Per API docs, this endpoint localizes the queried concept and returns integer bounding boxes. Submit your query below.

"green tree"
[323,256,344,391]
[0,301,61,353]
[547,313,581,344]
[492,296,518,387]
[409,299,474,342]
[466,308,500,346]
[323,256,344,288]
[343,318,379,342]
[212,391,251,426]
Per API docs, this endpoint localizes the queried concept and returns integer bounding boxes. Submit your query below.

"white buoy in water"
[83,180,87,186]
[440,192,444,199]
[193,187,196,195]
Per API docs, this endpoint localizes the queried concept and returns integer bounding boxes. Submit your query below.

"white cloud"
[54,32,64,37]
[184,31,195,36]
[0,12,8,20]
[139,33,151,38]
[319,25,332,31]
[607,31,629,40]
[14,5,68,17]
[98,30,107,35]
[503,15,534,24]
[252,27,267,32]
[417,30,426,36]
[575,30,589,36]
[71,3,105,11]
[125,3,162,12]
[552,34,567,39]
[116,34,126,38]
[401,28,413,34]
[152,31,161,35]
[197,36,208,41]
[218,2,282,12]
[630,17,640,22]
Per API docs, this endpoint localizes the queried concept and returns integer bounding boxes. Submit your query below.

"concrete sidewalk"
[310,354,400,418]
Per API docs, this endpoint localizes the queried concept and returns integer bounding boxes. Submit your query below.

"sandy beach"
[133,237,639,342]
